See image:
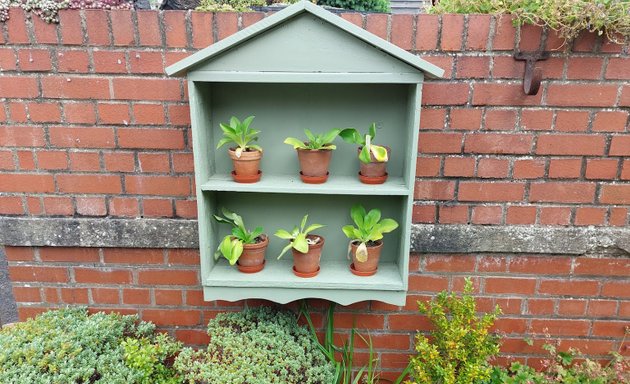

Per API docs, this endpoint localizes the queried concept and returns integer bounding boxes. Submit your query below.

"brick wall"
[0,7,628,377]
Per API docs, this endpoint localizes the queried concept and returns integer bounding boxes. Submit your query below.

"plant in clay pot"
[342,204,398,276]
[214,208,268,273]
[216,115,263,183]
[275,215,325,278]
[339,123,390,184]
[283,128,340,184]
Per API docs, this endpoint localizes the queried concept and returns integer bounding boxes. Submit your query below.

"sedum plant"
[284,128,340,150]
[406,279,501,384]
[275,214,325,259]
[174,306,335,384]
[122,333,182,384]
[216,115,262,158]
[339,123,389,164]
[214,208,264,265]
[342,204,398,262]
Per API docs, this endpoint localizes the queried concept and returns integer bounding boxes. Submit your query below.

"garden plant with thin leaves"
[216,115,262,158]
[213,208,264,265]
[275,214,325,259]
[342,204,398,262]
[284,128,340,150]
[339,123,389,164]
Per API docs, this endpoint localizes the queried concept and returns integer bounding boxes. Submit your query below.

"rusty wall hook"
[513,51,549,95]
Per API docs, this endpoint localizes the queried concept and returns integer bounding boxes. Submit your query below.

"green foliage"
[174,306,335,384]
[339,123,389,164]
[284,128,340,150]
[213,207,264,265]
[122,333,182,384]
[429,0,630,44]
[196,0,265,11]
[216,115,262,155]
[0,307,181,384]
[1,0,132,24]
[317,0,389,13]
[341,204,398,262]
[406,279,502,384]
[274,214,325,259]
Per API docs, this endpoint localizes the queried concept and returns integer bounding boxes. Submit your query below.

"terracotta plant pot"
[229,148,262,183]
[357,146,390,184]
[237,234,268,273]
[297,148,332,184]
[292,234,324,278]
[349,240,383,276]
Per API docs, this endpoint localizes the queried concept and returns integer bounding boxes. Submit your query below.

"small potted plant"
[275,215,325,278]
[216,116,263,183]
[283,128,340,184]
[339,123,390,184]
[342,204,398,276]
[214,208,268,273]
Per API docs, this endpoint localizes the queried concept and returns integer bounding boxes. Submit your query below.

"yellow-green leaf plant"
[341,204,398,262]
[339,123,389,164]
[284,128,341,150]
[275,214,325,259]
[216,116,262,158]
[213,208,264,265]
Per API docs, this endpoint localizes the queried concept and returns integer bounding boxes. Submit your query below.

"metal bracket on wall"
[513,50,549,95]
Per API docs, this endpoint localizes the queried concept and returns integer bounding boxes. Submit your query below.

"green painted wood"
[165,1,443,78]
[186,72,424,83]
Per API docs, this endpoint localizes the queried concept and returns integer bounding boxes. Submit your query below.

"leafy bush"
[0,0,132,23]
[174,306,335,383]
[123,333,182,384]
[197,0,301,12]
[406,278,502,384]
[0,307,181,384]
[317,0,389,13]
[429,0,630,44]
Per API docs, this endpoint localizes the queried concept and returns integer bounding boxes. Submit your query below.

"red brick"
[76,197,107,216]
[557,299,587,316]
[466,15,491,50]
[609,136,630,156]
[531,319,590,336]
[16,151,35,170]
[506,206,536,224]
[333,313,385,330]
[163,11,188,47]
[168,249,200,265]
[422,83,469,106]
[510,256,572,275]
[133,104,165,125]
[123,289,151,305]
[58,11,83,45]
[143,309,201,326]
[536,134,606,156]
[137,11,161,46]
[530,182,595,203]
[555,110,590,132]
[32,16,58,44]
[464,133,533,154]
[477,158,508,178]
[340,13,362,28]
[138,269,198,285]
[513,159,545,179]
[574,258,630,277]
[138,153,169,173]
[605,57,629,79]
[592,111,628,132]
[459,182,524,202]
[76,268,131,284]
[113,78,182,101]
[414,181,455,200]
[521,109,553,131]
[5,8,29,43]
[450,108,482,130]
[216,12,238,40]
[9,103,27,123]
[57,174,122,194]
[43,197,74,215]
[28,102,62,123]
[111,10,135,46]
[566,57,604,80]
[118,128,185,149]
[546,84,618,107]
[13,286,41,303]
[443,157,474,177]
[40,248,100,262]
[527,299,555,315]
[539,207,572,225]
[0,76,39,98]
[485,277,536,294]
[42,77,110,99]
[85,10,111,45]
[125,175,190,196]
[518,23,542,51]
[441,14,464,51]
[103,152,134,172]
[492,56,523,79]
[0,48,16,71]
[476,256,508,273]
[155,289,183,305]
[390,14,413,50]
[539,279,599,296]
[59,288,89,304]
[484,109,517,130]
[98,102,131,125]
[191,12,213,48]
[0,174,55,193]
[57,50,89,73]
[18,307,49,321]
[168,105,191,126]
[455,56,490,79]
[591,321,627,337]
[416,156,441,177]
[472,83,541,106]
[69,152,101,171]
[91,288,120,304]
[418,132,462,153]
[0,151,14,170]
[18,49,52,71]
[103,248,164,264]
[9,266,68,283]
[365,13,387,40]
[587,300,617,317]
[600,185,630,204]
[585,159,618,180]
[600,36,624,53]
[408,275,449,292]
[129,51,164,74]
[26,197,43,215]
[424,255,476,272]
[609,207,628,226]
[64,103,97,124]
[175,329,210,345]
[109,197,140,217]
[623,160,630,180]
[548,158,582,179]
[92,51,127,73]
[175,200,197,218]
[471,205,503,224]
[412,204,436,223]
[415,15,439,50]
[601,282,630,298]
[0,196,23,214]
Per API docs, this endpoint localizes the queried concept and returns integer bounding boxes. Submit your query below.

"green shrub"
[196,0,300,11]
[174,306,335,384]
[406,279,502,384]
[0,307,181,384]
[317,0,389,13]
[429,0,630,44]
[123,333,182,384]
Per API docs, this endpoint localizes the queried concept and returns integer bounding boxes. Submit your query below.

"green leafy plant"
[216,115,262,158]
[317,0,389,13]
[339,123,389,164]
[196,0,265,11]
[405,278,502,384]
[174,306,335,384]
[429,0,630,44]
[284,128,340,151]
[342,204,398,262]
[275,214,325,259]
[213,207,264,265]
[122,333,182,384]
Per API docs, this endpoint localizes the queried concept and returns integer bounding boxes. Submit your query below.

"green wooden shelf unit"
[166,1,443,306]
